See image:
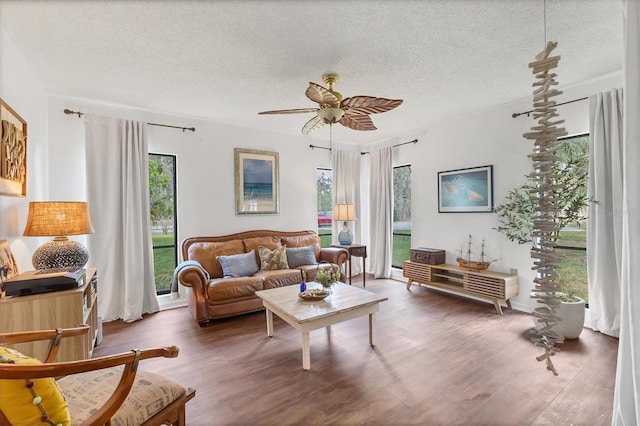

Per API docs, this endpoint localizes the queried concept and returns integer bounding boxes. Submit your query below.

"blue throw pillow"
[286,244,318,268]
[217,250,259,278]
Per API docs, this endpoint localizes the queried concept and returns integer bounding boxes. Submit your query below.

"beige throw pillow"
[258,245,289,270]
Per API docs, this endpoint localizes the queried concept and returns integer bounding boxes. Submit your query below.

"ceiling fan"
[258,73,403,135]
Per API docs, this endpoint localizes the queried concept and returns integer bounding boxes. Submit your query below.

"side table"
[0,268,98,361]
[330,243,367,287]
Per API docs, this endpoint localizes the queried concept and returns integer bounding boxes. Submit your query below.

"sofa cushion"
[286,244,319,268]
[256,269,304,289]
[0,346,71,426]
[258,245,289,270]
[243,236,282,267]
[296,264,322,282]
[281,235,321,260]
[218,250,259,278]
[206,277,263,303]
[187,240,244,278]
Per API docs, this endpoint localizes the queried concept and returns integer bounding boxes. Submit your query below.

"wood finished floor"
[94,277,618,425]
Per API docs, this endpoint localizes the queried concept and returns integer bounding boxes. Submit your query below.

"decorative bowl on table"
[298,289,330,301]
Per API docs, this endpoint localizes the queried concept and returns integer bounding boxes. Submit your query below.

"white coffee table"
[255,282,388,370]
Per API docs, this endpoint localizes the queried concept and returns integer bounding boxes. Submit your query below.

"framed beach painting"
[0,99,27,197]
[234,148,279,215]
[438,165,493,213]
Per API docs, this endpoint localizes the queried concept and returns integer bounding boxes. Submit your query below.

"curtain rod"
[361,139,418,155]
[309,138,418,153]
[511,97,588,118]
[63,109,196,132]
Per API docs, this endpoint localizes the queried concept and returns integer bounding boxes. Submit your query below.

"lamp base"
[337,222,353,245]
[32,238,89,270]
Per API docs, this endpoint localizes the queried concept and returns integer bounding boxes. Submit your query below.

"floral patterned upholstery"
[58,366,187,425]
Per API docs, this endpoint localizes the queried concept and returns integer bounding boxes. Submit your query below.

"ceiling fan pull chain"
[330,123,333,151]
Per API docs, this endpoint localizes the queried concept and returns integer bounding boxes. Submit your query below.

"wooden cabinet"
[0,268,98,361]
[403,261,518,314]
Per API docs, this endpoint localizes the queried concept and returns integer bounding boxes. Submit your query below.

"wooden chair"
[0,326,195,425]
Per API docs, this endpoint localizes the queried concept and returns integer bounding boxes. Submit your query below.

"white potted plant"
[532,291,585,339]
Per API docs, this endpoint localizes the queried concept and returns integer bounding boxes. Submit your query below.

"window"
[149,154,177,295]
[393,165,411,268]
[317,168,332,247]
[554,134,589,304]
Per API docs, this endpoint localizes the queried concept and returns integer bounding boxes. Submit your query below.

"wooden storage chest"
[409,247,445,265]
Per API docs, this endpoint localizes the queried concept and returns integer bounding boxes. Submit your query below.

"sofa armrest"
[175,261,210,326]
[319,247,349,267]
[175,261,209,289]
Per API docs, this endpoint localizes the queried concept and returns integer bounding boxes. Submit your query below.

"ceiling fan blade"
[302,115,326,135]
[341,96,403,115]
[339,114,377,131]
[305,82,340,107]
[258,108,319,115]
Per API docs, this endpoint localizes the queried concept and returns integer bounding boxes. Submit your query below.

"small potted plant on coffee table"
[315,262,342,290]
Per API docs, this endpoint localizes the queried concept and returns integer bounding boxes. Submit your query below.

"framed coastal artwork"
[0,99,27,197]
[234,148,279,215]
[438,165,493,213]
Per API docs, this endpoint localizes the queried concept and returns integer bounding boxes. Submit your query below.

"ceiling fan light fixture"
[258,73,402,134]
[317,107,345,124]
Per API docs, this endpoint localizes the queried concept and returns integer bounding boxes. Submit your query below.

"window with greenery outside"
[149,154,177,295]
[393,165,411,268]
[317,168,333,247]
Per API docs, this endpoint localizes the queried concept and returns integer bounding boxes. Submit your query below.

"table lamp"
[23,201,95,270]
[334,203,357,245]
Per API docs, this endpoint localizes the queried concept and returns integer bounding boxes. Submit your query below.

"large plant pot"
[533,295,586,339]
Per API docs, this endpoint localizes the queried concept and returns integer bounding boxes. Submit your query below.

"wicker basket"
[298,289,330,301]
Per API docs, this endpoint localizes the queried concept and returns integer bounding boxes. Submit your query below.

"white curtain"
[332,149,362,273]
[613,1,640,423]
[369,146,393,278]
[587,88,623,338]
[85,115,159,323]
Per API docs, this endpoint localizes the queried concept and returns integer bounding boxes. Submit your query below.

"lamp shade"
[23,202,94,270]
[23,202,94,237]
[333,203,357,221]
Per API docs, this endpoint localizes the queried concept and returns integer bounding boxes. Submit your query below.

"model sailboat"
[456,234,495,271]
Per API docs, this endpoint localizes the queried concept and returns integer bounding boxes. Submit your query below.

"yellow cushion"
[0,346,71,426]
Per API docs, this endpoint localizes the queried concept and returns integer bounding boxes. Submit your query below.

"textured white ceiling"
[0,0,623,144]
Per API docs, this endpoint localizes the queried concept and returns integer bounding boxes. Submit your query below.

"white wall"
[46,95,334,266]
[0,28,49,270]
[150,119,333,252]
[395,71,622,312]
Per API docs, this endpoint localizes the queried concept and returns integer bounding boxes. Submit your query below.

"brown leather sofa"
[177,230,349,326]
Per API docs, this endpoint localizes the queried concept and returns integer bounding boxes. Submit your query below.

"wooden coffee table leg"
[302,332,311,370]
[369,313,374,347]
[266,308,274,337]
